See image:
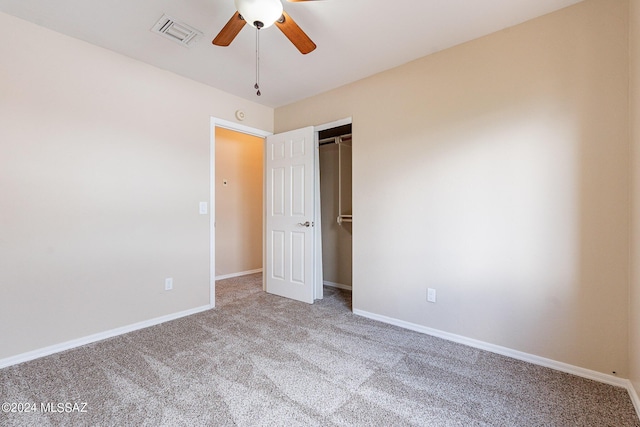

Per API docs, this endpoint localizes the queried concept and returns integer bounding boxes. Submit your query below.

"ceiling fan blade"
[212,12,246,46]
[275,11,317,54]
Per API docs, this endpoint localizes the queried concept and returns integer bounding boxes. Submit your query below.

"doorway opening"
[210,117,270,308]
[210,117,352,307]
[318,123,352,295]
[214,127,264,280]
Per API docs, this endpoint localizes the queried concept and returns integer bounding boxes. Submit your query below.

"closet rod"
[319,134,352,146]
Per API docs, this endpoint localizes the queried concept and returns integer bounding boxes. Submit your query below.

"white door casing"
[265,126,315,304]
[210,117,271,308]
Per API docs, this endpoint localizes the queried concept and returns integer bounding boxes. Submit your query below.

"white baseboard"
[628,380,640,417]
[215,268,263,281]
[323,280,352,291]
[353,308,632,391]
[0,305,211,370]
[3,299,638,421]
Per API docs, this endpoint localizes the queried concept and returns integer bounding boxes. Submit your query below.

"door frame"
[313,117,353,300]
[209,117,272,308]
[209,116,352,307]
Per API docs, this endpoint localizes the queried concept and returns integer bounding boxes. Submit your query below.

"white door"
[265,126,315,304]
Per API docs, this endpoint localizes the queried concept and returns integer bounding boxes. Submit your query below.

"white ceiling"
[0,0,583,108]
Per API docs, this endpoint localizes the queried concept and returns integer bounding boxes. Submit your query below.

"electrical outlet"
[165,277,173,291]
[427,288,436,303]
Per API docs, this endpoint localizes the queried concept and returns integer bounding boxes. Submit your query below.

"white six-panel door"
[265,127,315,304]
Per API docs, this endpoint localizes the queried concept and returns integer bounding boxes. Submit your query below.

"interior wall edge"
[629,0,640,400]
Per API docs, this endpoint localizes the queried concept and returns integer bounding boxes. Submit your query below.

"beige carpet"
[1,273,638,426]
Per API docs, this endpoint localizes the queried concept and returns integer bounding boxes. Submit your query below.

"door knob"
[298,221,312,227]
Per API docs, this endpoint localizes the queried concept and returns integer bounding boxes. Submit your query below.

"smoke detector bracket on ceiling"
[151,14,202,47]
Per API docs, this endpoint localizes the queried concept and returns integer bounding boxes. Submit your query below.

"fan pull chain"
[254,27,261,96]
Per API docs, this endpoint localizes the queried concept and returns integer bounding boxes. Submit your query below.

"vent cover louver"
[151,14,202,47]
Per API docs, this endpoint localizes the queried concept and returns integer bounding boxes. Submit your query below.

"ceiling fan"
[212,0,319,55]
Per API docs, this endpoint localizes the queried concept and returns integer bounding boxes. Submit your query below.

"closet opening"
[319,123,352,295]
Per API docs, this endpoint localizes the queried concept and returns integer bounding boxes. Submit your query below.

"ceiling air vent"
[151,14,202,47]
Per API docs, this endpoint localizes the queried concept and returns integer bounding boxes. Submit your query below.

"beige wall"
[215,128,264,277]
[276,0,630,376]
[630,0,640,395]
[0,12,273,360]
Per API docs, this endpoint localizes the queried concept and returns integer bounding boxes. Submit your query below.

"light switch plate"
[199,202,208,215]
[427,288,436,303]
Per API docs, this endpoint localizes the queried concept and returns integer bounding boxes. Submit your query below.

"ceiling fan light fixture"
[234,0,283,29]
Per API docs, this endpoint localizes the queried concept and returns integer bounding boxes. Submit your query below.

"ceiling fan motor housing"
[234,0,283,29]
